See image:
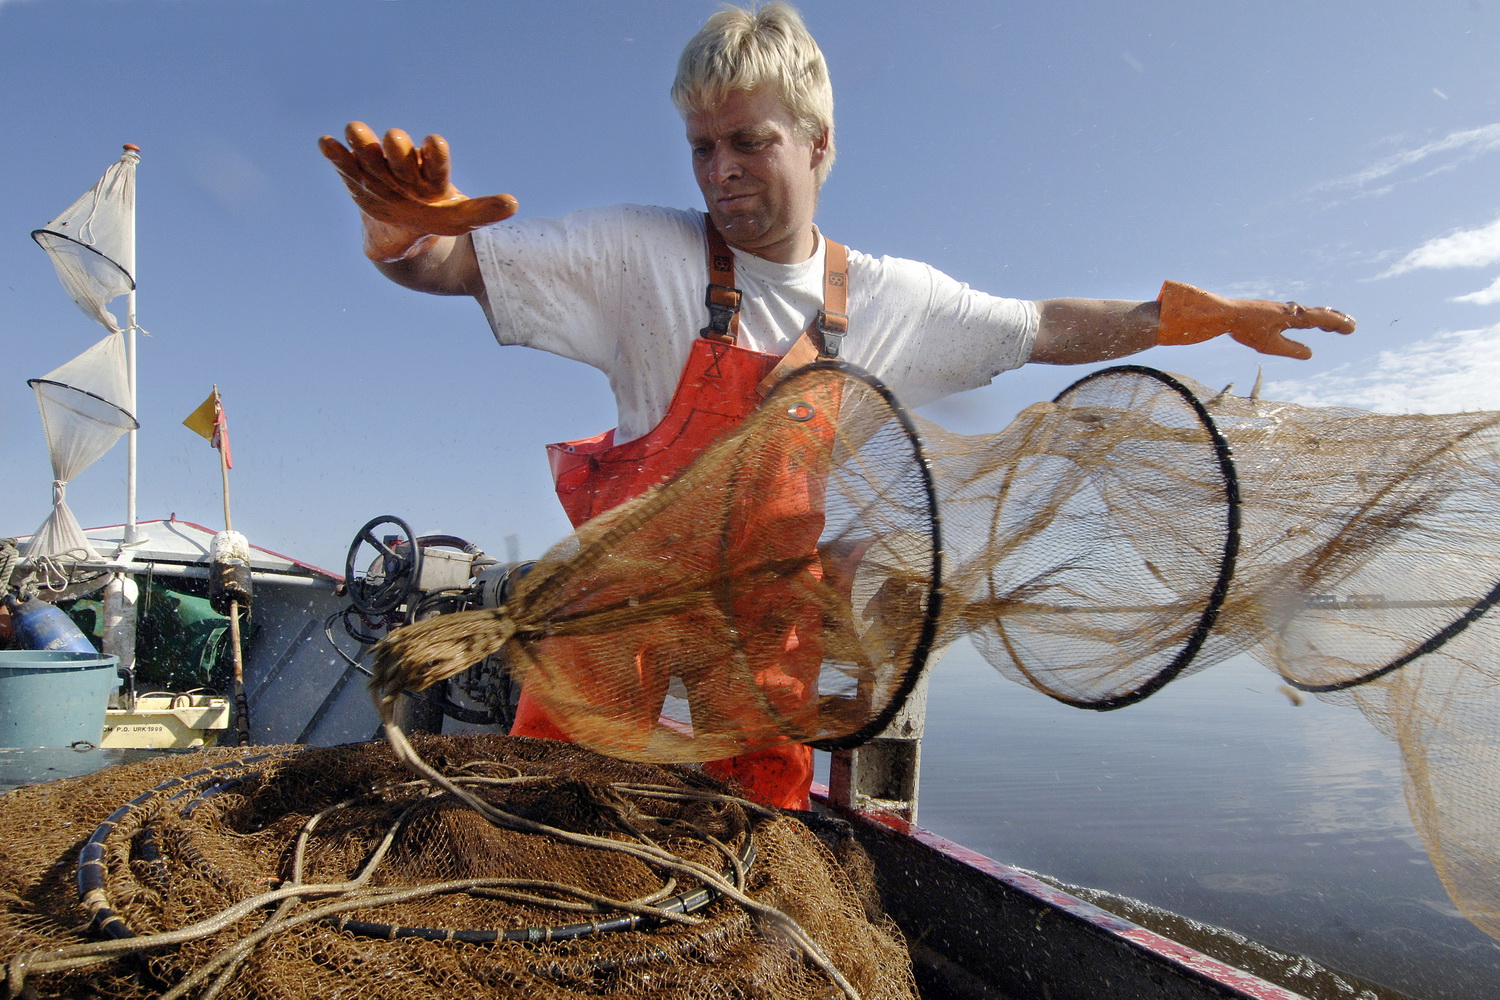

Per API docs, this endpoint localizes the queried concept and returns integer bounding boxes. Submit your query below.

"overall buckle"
[816,309,848,358]
[701,283,743,342]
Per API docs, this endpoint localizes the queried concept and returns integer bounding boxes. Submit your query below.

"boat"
[814,784,1407,1000]
[2,518,375,748]
[0,514,1418,1000]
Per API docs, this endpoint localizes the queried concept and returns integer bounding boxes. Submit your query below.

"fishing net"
[1194,383,1500,941]
[1198,390,1500,691]
[373,360,1500,943]
[32,147,137,334]
[374,362,942,764]
[917,366,1239,708]
[922,367,1500,939]
[23,332,139,561]
[0,735,916,999]
[3,357,1499,991]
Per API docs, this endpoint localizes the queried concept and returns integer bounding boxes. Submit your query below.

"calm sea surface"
[897,640,1500,1000]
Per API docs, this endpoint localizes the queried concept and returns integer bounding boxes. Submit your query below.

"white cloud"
[1324,123,1500,195]
[1383,215,1500,277]
[1267,324,1500,414]
[1454,275,1500,306]
[187,145,268,209]
[1221,279,1307,302]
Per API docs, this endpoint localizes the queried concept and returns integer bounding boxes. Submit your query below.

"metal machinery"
[340,515,532,735]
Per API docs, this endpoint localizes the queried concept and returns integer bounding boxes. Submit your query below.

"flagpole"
[208,386,250,746]
[219,439,251,746]
[181,386,248,742]
[122,143,142,547]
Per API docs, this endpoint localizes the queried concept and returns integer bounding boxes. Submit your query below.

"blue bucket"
[0,651,119,748]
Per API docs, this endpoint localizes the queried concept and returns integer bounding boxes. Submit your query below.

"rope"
[3,744,859,1000]
[380,722,863,1000]
[0,539,18,596]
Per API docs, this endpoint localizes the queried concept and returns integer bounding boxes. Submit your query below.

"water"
[907,641,1500,1000]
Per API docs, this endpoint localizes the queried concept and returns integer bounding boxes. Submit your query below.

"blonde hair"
[672,2,835,186]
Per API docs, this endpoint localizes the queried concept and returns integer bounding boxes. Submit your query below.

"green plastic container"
[0,651,119,748]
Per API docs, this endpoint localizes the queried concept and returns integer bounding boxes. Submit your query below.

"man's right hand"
[319,122,518,261]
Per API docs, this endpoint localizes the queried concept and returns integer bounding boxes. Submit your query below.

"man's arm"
[1030,283,1356,365]
[1030,299,1160,365]
[363,227,482,297]
[319,122,515,297]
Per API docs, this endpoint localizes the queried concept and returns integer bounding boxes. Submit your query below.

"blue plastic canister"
[7,596,99,654]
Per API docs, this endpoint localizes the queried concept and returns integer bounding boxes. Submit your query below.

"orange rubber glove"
[1156,280,1355,360]
[319,122,518,262]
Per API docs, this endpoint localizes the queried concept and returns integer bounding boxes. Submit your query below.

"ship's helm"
[340,514,532,732]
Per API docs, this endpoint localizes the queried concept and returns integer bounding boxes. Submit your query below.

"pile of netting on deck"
[0,736,916,999]
[375,361,1500,942]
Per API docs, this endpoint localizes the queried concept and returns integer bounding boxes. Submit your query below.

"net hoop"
[31,229,137,292]
[798,360,945,751]
[1284,578,1500,693]
[26,377,139,430]
[1279,412,1500,693]
[1006,365,1241,711]
[485,359,947,757]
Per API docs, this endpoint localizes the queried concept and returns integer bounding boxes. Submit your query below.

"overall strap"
[700,215,851,359]
[754,235,852,395]
[700,216,742,343]
[814,237,849,359]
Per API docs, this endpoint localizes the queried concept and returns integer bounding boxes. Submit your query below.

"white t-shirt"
[473,204,1038,442]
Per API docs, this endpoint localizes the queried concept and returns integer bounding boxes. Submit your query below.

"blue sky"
[2,0,1499,572]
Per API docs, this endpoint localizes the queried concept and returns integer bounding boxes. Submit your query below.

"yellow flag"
[183,387,232,468]
[182,388,219,441]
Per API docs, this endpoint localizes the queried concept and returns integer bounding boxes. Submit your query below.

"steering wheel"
[344,515,423,616]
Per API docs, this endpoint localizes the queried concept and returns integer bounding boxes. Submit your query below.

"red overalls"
[509,218,850,810]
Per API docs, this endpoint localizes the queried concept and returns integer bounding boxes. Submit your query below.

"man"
[321,2,1353,810]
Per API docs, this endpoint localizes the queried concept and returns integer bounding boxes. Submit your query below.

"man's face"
[685,87,826,264]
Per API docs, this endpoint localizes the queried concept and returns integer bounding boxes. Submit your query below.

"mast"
[121,143,142,547]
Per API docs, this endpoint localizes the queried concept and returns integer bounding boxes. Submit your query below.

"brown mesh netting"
[374,363,942,763]
[925,366,1500,940]
[914,366,1500,938]
[1194,380,1500,941]
[0,735,917,999]
[373,361,1500,943]
[6,358,1493,992]
[918,366,1239,708]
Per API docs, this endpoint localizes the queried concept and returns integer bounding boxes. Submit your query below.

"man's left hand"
[1157,280,1356,360]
